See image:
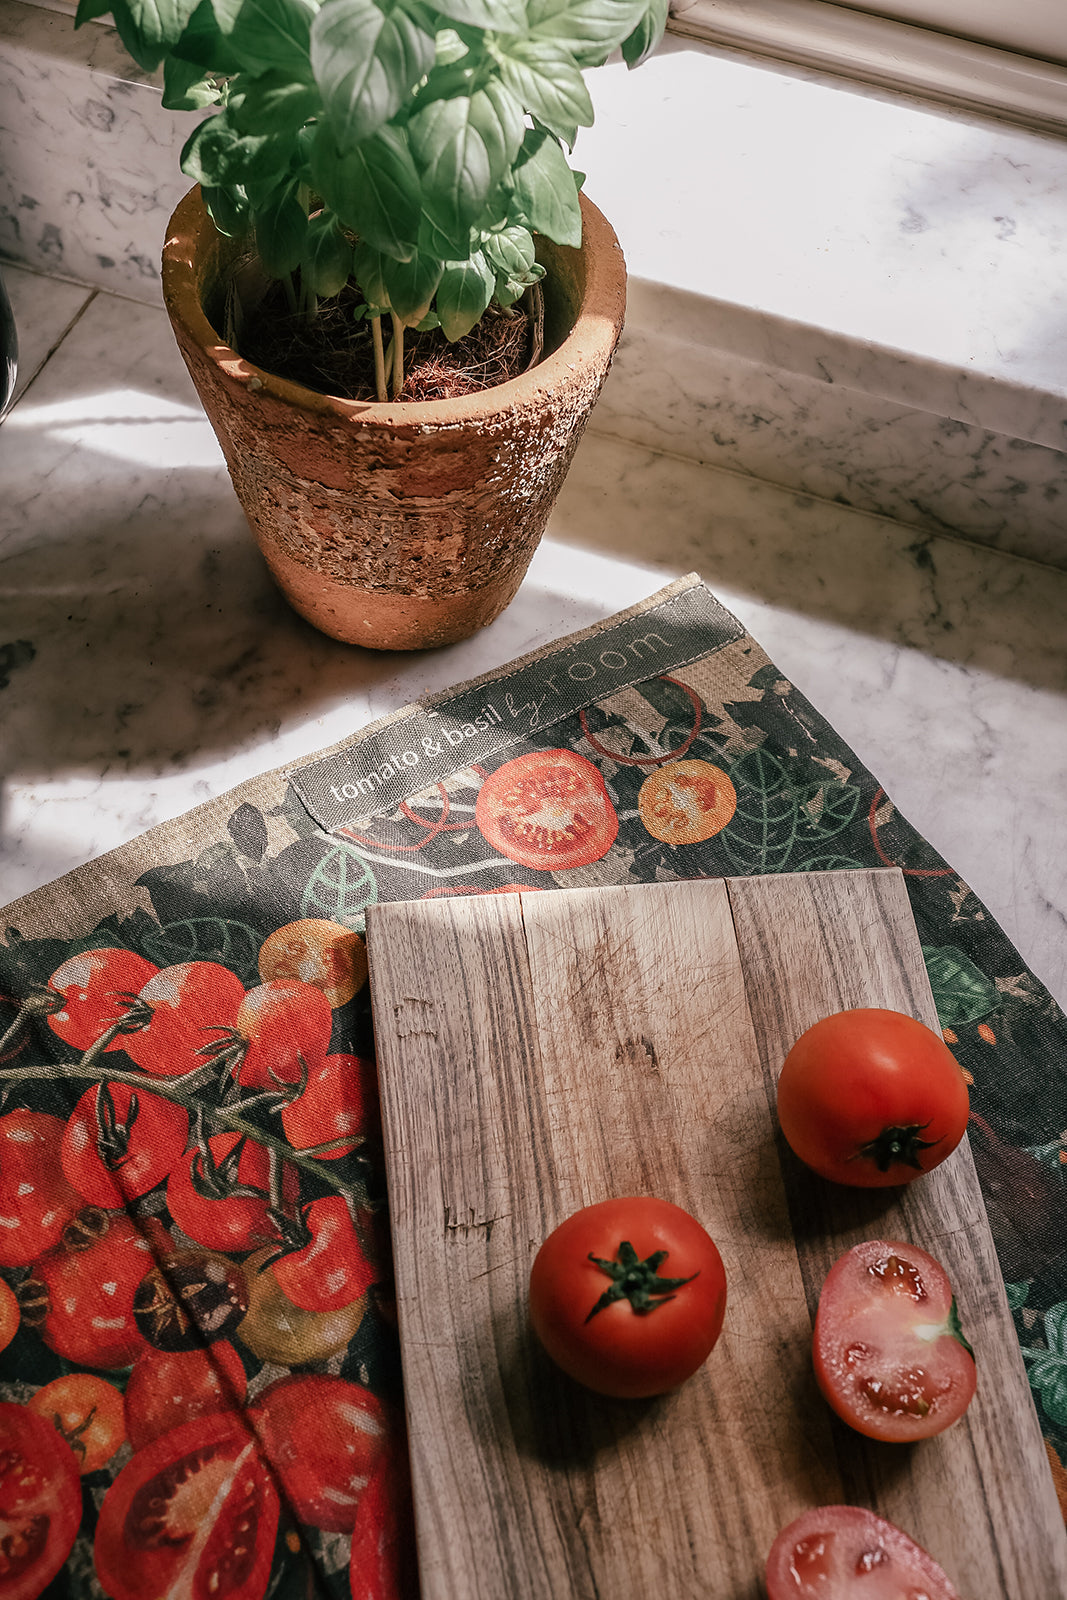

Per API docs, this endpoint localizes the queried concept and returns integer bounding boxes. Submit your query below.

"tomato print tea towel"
[1,573,1065,1597]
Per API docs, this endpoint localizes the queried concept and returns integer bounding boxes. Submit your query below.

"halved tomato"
[94,1412,279,1600]
[0,1402,82,1600]
[766,1505,960,1599]
[475,750,618,872]
[813,1240,976,1442]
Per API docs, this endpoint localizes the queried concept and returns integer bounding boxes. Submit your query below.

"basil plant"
[76,0,666,392]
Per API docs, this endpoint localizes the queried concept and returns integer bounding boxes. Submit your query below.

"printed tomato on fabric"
[813,1239,976,1442]
[0,1403,82,1600]
[46,947,159,1052]
[765,1505,961,1600]
[776,1008,970,1187]
[94,1412,280,1600]
[0,1110,82,1267]
[475,750,618,871]
[528,1197,727,1398]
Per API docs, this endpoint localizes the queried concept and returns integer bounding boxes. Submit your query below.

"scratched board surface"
[365,869,1067,1600]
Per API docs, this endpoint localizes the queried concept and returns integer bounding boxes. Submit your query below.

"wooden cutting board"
[364,869,1066,1600]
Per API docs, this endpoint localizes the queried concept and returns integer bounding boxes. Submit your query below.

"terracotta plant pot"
[161,187,626,650]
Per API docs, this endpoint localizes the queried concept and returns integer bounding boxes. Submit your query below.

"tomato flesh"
[528,1196,727,1399]
[475,750,619,872]
[0,1403,82,1600]
[814,1240,976,1443]
[94,1412,279,1600]
[776,1008,969,1188]
[766,1505,960,1599]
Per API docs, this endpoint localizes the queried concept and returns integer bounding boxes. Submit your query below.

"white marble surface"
[2,258,92,403]
[2,275,1065,1015]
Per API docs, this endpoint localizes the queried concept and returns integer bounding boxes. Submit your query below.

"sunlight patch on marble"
[4,383,222,467]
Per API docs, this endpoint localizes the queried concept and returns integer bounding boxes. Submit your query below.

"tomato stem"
[585,1240,698,1321]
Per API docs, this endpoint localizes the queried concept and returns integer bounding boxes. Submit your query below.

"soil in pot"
[237,275,538,403]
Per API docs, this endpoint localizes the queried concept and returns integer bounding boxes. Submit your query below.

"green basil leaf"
[435,249,494,341]
[301,213,355,297]
[353,241,443,324]
[621,0,667,68]
[202,182,253,235]
[509,128,582,248]
[107,0,204,69]
[311,0,435,149]
[254,188,308,276]
[232,69,320,133]
[430,0,524,31]
[482,223,536,279]
[311,123,421,261]
[409,79,523,243]
[492,38,593,148]
[180,112,247,184]
[214,0,316,75]
[525,0,648,68]
[170,0,244,67]
[162,55,223,108]
[75,0,116,25]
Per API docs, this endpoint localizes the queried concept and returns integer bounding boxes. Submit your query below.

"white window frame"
[667,0,1067,135]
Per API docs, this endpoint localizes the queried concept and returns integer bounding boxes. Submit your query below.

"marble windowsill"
[1,1,1065,564]
[2,263,1065,1018]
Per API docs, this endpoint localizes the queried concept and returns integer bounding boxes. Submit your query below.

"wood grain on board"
[365,869,1067,1600]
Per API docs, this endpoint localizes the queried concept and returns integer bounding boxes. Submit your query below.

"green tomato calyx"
[585,1240,697,1322]
[856,1122,941,1174]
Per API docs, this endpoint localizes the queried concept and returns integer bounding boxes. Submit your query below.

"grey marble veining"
[2,280,1065,1015]
[2,259,93,403]
[0,2,192,301]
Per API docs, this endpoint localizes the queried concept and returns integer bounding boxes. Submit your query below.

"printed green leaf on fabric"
[311,0,436,149]
[300,844,379,929]
[1025,1316,1067,1425]
[509,128,582,247]
[311,124,422,261]
[793,780,861,842]
[922,944,1000,1027]
[1005,1281,1031,1311]
[142,917,263,982]
[717,748,799,875]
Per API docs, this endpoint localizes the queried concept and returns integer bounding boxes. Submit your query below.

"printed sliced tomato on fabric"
[258,918,368,1009]
[46,946,159,1052]
[528,1196,727,1398]
[475,750,618,871]
[94,1411,279,1600]
[814,1239,976,1442]
[636,759,737,845]
[0,1402,82,1600]
[766,1505,961,1599]
[776,1008,969,1187]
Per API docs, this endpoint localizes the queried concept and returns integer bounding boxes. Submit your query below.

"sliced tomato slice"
[94,1412,279,1600]
[814,1239,976,1442]
[766,1505,961,1599]
[0,1403,82,1600]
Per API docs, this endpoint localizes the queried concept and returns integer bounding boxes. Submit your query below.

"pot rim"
[162,186,626,428]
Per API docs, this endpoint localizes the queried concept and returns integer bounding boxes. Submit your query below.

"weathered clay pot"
[161,187,626,650]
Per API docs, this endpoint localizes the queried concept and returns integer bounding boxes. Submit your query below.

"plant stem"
[283,272,298,315]
[371,315,387,403]
[390,313,404,399]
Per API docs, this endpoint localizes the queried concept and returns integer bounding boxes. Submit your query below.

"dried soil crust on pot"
[162,189,627,650]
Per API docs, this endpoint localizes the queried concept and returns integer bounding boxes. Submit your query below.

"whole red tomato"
[813,1239,976,1443]
[0,1402,82,1600]
[166,1132,299,1253]
[270,1197,376,1313]
[0,1109,82,1267]
[249,1374,389,1532]
[765,1505,960,1599]
[61,1081,189,1208]
[123,961,246,1078]
[528,1196,727,1398]
[222,980,334,1090]
[20,1212,170,1369]
[0,1278,18,1354]
[124,1341,247,1452]
[475,750,618,871]
[27,1372,126,1473]
[282,1052,379,1159]
[776,1008,969,1187]
[46,946,158,1052]
[94,1411,279,1600]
